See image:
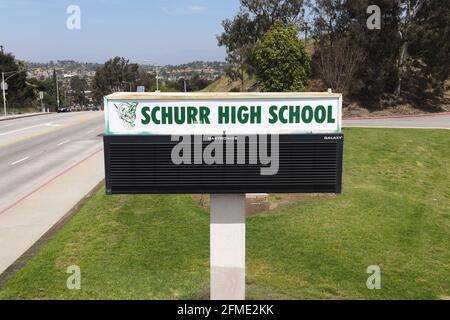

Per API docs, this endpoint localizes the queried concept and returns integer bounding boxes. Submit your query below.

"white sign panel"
[104,92,342,135]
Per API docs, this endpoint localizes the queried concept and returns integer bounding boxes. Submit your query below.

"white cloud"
[189,5,207,14]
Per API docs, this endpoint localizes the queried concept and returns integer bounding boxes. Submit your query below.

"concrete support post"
[210,194,246,300]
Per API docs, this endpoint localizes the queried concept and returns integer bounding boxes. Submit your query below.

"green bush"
[254,21,310,92]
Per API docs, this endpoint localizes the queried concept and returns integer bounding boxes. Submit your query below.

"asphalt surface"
[343,114,450,129]
[0,112,104,213]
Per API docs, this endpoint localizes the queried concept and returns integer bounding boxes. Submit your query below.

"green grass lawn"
[0,128,449,300]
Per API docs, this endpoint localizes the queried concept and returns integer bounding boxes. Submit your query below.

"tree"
[254,22,311,92]
[314,37,366,95]
[27,77,57,108]
[310,0,449,104]
[218,0,306,91]
[70,76,88,107]
[135,70,156,92]
[241,0,306,35]
[395,0,426,96]
[0,51,35,110]
[311,0,402,101]
[91,57,139,105]
[311,0,351,47]
[399,0,450,96]
[218,13,257,91]
[167,74,213,92]
[224,42,255,92]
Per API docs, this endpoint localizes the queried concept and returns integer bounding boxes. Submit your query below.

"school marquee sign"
[103,92,344,194]
[105,92,342,135]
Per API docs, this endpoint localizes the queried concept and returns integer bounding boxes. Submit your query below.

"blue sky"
[0,0,241,64]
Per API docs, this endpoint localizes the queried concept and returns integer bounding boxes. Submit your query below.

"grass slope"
[202,73,257,92]
[0,128,449,300]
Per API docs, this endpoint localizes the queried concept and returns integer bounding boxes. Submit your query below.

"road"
[343,113,450,129]
[0,112,104,213]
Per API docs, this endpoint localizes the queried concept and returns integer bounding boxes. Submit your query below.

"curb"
[0,149,104,284]
[0,180,104,287]
[0,112,54,122]
[344,111,450,121]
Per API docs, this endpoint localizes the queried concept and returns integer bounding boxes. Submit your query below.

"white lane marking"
[57,140,70,146]
[88,130,94,133]
[1,123,16,128]
[0,124,44,136]
[0,122,60,136]
[11,156,30,165]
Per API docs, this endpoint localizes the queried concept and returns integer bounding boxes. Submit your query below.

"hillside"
[202,73,258,92]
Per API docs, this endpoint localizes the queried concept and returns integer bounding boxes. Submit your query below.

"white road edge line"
[11,156,30,165]
[57,140,70,146]
[0,124,44,136]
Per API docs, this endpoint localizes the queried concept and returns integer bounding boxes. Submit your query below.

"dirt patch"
[192,193,335,216]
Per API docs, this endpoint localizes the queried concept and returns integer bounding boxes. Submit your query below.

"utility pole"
[39,91,44,113]
[1,46,6,116]
[155,66,160,92]
[56,81,60,108]
[54,69,60,109]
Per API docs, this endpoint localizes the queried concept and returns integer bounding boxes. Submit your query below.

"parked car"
[56,106,70,113]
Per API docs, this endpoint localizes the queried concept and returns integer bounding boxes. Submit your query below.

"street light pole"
[1,69,28,116]
[2,72,6,117]
[56,77,60,108]
[141,60,161,93]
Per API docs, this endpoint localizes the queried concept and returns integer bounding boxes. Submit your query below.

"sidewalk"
[0,112,53,122]
[343,113,450,130]
[0,149,104,276]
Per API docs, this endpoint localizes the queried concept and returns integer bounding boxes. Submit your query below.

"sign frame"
[104,92,343,136]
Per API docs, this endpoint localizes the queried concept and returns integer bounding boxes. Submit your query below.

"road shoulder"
[0,112,54,122]
[0,149,104,278]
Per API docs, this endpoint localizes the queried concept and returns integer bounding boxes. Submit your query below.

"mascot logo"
[114,102,138,129]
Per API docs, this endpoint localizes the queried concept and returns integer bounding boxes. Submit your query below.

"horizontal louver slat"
[104,134,343,194]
